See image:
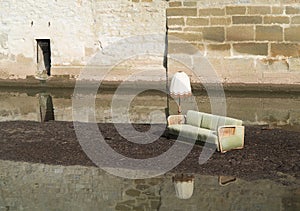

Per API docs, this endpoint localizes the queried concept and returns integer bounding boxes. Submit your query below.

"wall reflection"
[38,93,54,122]
[0,160,297,210]
[0,88,299,128]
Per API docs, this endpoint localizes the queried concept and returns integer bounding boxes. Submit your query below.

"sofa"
[167,110,245,153]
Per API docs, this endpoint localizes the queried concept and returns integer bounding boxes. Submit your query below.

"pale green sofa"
[167,110,245,153]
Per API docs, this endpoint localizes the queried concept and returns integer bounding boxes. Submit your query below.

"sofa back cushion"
[201,113,219,131]
[186,110,243,130]
[186,110,203,127]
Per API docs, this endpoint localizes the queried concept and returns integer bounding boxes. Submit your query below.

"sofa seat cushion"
[168,124,218,145]
[219,135,243,152]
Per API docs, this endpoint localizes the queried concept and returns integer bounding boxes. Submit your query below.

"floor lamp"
[169,71,192,114]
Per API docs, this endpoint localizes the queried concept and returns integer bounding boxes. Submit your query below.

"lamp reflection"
[173,174,195,199]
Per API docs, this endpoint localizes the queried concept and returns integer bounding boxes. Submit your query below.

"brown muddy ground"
[0,121,299,182]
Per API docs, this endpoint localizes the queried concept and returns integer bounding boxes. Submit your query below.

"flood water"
[0,85,299,210]
[0,86,299,128]
[0,160,299,211]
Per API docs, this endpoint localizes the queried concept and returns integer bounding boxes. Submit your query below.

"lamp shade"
[173,174,195,199]
[170,71,192,97]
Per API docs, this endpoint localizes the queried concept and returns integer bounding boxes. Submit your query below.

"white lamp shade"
[170,71,192,97]
[174,180,194,199]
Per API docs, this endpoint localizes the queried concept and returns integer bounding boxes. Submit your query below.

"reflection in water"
[0,87,299,128]
[218,175,237,186]
[38,93,54,122]
[0,160,298,210]
[173,174,195,199]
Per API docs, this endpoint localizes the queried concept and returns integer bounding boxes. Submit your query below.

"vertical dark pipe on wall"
[164,14,169,119]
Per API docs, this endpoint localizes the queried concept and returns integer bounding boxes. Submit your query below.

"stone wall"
[0,0,167,79]
[0,0,299,85]
[167,0,300,84]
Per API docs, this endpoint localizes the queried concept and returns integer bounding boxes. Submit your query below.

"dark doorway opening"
[36,39,51,76]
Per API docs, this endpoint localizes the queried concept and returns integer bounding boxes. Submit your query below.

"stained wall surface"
[0,0,167,80]
[167,0,300,84]
[0,0,299,85]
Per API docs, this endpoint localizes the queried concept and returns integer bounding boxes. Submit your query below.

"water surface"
[0,160,298,211]
[0,86,299,128]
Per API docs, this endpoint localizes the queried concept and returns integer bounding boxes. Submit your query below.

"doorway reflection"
[38,93,54,122]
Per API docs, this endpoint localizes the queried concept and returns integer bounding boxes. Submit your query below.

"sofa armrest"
[167,115,186,126]
[218,125,245,153]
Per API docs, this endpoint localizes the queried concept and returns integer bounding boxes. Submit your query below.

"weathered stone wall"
[0,0,167,79]
[167,0,300,84]
[0,0,299,85]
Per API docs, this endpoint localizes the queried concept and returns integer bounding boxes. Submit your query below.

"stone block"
[225,6,246,15]
[272,6,284,14]
[186,18,209,26]
[263,16,290,24]
[289,58,300,72]
[255,58,269,72]
[167,18,184,26]
[285,26,300,42]
[291,16,300,24]
[226,26,254,41]
[286,6,300,14]
[168,42,200,55]
[257,58,289,72]
[169,1,182,7]
[202,27,225,42]
[207,57,226,75]
[168,27,183,31]
[222,58,258,83]
[267,59,289,72]
[168,32,202,42]
[232,16,262,24]
[141,0,152,2]
[207,44,231,57]
[247,6,271,15]
[210,17,231,25]
[271,43,300,57]
[167,59,194,76]
[262,72,294,84]
[233,43,268,56]
[167,8,197,17]
[256,25,283,41]
[199,8,225,16]
[184,27,203,32]
[183,2,197,7]
[207,44,230,51]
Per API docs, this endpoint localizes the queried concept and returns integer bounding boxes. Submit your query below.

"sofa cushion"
[197,128,218,145]
[201,113,219,131]
[168,124,218,145]
[168,124,199,140]
[186,110,203,127]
